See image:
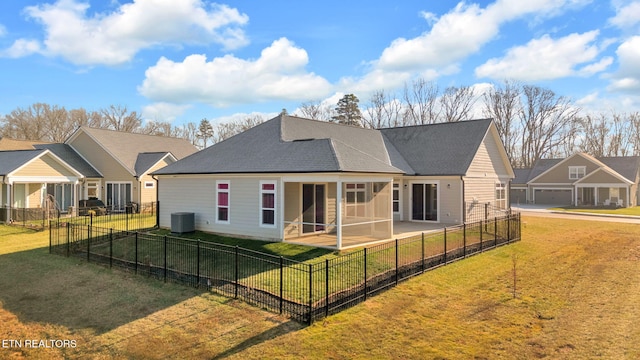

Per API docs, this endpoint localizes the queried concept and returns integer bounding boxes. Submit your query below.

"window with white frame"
[345,183,366,217]
[260,181,276,226]
[216,181,230,223]
[569,166,586,180]
[393,182,400,213]
[144,181,155,189]
[495,182,507,209]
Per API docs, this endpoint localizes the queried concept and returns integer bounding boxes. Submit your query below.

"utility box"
[171,212,195,234]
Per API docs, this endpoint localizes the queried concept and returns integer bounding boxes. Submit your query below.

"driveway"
[512,204,640,224]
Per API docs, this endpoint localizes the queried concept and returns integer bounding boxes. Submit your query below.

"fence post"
[325,259,329,318]
[234,246,239,298]
[364,248,368,301]
[494,217,498,246]
[164,235,168,283]
[156,201,160,228]
[421,233,425,273]
[279,256,284,314]
[109,228,113,268]
[480,221,483,252]
[308,263,313,325]
[49,220,52,254]
[126,208,129,231]
[135,232,138,275]
[90,213,93,227]
[197,239,201,288]
[443,228,447,264]
[87,226,90,263]
[463,223,467,258]
[66,224,70,257]
[507,214,511,243]
[395,239,399,285]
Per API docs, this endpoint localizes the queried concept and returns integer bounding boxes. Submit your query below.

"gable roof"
[33,143,102,178]
[0,149,83,179]
[135,152,175,177]
[66,127,198,176]
[154,115,507,177]
[523,153,640,184]
[380,119,495,176]
[598,156,640,182]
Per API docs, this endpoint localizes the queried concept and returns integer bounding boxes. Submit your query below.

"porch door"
[302,184,325,233]
[412,183,438,221]
[106,182,132,212]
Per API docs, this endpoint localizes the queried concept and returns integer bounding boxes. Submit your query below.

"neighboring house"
[0,128,198,219]
[510,152,640,207]
[153,115,514,249]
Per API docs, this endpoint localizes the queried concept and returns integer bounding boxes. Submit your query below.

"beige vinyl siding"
[69,131,137,201]
[463,177,501,213]
[27,183,42,208]
[13,156,76,177]
[532,155,599,184]
[158,175,281,241]
[579,169,627,184]
[401,176,462,224]
[466,128,511,178]
[139,157,172,204]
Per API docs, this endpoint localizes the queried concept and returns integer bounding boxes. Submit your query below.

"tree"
[363,89,403,129]
[402,78,440,125]
[332,94,363,127]
[296,100,335,121]
[101,105,141,132]
[440,85,476,123]
[483,80,522,166]
[198,118,214,148]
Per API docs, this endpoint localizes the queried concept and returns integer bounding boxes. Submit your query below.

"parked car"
[78,198,109,216]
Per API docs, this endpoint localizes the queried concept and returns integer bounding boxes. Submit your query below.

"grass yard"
[1,216,639,359]
[551,205,640,216]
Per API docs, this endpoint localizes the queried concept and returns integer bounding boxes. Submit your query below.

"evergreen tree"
[332,94,363,127]
[198,118,214,148]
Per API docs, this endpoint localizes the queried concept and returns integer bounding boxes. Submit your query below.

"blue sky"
[1,0,639,127]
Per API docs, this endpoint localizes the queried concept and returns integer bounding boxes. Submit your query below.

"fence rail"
[50,213,521,324]
[2,202,157,231]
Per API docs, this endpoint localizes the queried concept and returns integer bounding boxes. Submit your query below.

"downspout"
[461,175,465,223]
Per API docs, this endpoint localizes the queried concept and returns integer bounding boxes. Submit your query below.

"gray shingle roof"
[379,119,494,176]
[135,152,171,177]
[0,150,46,175]
[155,115,500,176]
[598,156,640,182]
[512,168,532,185]
[72,127,198,175]
[34,143,102,178]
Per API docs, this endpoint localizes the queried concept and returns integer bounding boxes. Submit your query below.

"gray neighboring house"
[154,114,514,249]
[510,152,640,207]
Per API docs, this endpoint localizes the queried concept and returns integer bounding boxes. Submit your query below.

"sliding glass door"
[106,182,132,212]
[411,183,438,221]
[302,184,325,233]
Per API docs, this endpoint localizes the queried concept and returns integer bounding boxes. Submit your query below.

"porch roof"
[34,144,102,178]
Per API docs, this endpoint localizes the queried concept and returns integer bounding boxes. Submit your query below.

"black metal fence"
[465,202,511,224]
[2,202,157,232]
[50,213,521,324]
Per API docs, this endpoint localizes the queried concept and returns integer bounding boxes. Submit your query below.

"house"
[153,115,514,249]
[510,152,640,207]
[0,127,198,219]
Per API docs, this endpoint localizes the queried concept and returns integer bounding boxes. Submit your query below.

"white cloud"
[608,36,640,92]
[609,1,640,30]
[346,0,590,94]
[4,0,248,65]
[475,31,609,81]
[0,39,41,58]
[142,102,191,123]
[138,38,333,106]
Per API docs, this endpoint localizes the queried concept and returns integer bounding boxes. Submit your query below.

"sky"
[0,0,639,127]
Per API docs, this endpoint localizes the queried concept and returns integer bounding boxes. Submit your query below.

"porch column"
[594,186,598,206]
[336,180,342,249]
[627,186,630,207]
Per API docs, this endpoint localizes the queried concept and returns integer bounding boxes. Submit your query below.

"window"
[144,181,155,189]
[393,183,400,213]
[106,182,132,212]
[569,166,586,180]
[260,181,276,226]
[345,183,366,217]
[216,181,230,223]
[495,182,507,209]
[85,181,99,199]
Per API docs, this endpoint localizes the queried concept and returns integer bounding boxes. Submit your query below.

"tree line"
[2,79,639,168]
[296,80,640,168]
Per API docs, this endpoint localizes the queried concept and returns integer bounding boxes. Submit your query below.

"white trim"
[392,181,402,219]
[299,183,328,235]
[7,176,78,184]
[574,167,634,185]
[139,153,178,178]
[215,180,230,224]
[259,180,277,228]
[527,153,605,184]
[568,166,586,180]
[105,181,133,211]
[144,181,155,189]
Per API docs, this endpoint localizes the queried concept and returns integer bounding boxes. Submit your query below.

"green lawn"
[1,217,639,359]
[550,205,640,216]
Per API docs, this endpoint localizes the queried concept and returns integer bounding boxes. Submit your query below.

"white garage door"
[534,189,572,205]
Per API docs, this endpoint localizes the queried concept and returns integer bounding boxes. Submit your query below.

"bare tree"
[2,103,52,140]
[577,113,609,157]
[403,78,440,125]
[101,105,141,132]
[518,85,579,167]
[483,80,522,166]
[214,115,265,143]
[296,100,334,121]
[440,86,477,123]
[363,90,403,129]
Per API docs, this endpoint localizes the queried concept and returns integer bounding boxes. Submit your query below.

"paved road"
[514,207,640,224]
